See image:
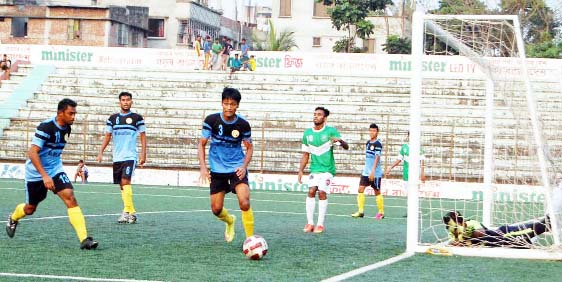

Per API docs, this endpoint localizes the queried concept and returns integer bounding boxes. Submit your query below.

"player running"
[5,98,98,249]
[198,87,255,243]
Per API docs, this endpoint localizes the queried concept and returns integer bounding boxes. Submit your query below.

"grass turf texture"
[0,179,561,282]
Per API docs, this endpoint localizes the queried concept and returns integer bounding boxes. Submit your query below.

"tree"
[527,40,562,59]
[500,0,559,44]
[251,19,298,51]
[317,0,393,53]
[432,0,488,15]
[382,35,411,54]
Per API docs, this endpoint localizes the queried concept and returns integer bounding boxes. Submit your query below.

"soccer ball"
[242,235,268,260]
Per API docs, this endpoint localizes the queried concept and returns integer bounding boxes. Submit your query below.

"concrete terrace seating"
[0,64,560,182]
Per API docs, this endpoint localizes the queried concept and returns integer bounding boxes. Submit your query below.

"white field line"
[0,187,409,211]
[0,272,164,282]
[321,252,416,282]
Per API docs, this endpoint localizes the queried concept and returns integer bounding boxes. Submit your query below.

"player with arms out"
[351,123,385,219]
[97,91,146,224]
[299,107,349,233]
[443,210,550,248]
[198,87,255,243]
[5,98,98,249]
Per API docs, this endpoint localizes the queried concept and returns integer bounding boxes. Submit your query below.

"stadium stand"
[0,64,559,181]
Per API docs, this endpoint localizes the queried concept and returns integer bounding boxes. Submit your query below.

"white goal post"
[407,10,562,260]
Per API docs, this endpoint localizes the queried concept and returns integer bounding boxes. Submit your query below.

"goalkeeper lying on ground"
[443,210,550,248]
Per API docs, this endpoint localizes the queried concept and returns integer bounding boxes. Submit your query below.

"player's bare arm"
[236,139,253,179]
[385,159,401,176]
[197,137,210,184]
[28,145,54,190]
[96,132,112,162]
[298,152,309,184]
[139,131,147,167]
[331,137,349,150]
[370,155,380,181]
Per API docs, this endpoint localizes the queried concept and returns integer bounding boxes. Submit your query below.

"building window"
[177,20,189,45]
[148,18,165,38]
[131,31,140,47]
[279,0,291,17]
[11,17,28,37]
[313,2,331,18]
[313,37,321,47]
[118,24,129,45]
[68,19,81,40]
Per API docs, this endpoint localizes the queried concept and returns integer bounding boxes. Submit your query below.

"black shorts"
[26,172,73,206]
[113,160,136,184]
[359,176,382,190]
[210,172,249,195]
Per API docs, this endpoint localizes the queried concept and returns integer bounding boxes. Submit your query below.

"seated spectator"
[0,54,12,80]
[229,54,242,79]
[74,160,89,184]
[248,55,256,71]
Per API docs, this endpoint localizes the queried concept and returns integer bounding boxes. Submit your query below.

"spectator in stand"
[211,38,222,70]
[203,36,212,70]
[229,54,242,79]
[194,35,202,70]
[1,54,12,80]
[240,38,250,70]
[221,38,233,71]
[74,160,89,184]
[248,55,256,71]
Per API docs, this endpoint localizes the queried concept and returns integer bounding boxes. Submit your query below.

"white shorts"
[307,172,333,193]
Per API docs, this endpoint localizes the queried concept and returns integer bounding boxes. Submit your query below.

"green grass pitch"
[0,178,561,282]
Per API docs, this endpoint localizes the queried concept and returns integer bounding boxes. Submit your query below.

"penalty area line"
[321,252,415,282]
[0,272,164,282]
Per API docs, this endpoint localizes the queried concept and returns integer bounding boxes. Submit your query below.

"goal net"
[407,11,562,259]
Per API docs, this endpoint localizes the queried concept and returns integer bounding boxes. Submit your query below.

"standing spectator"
[221,38,233,71]
[74,160,89,184]
[240,38,249,70]
[194,35,202,70]
[211,39,223,70]
[1,54,12,80]
[203,36,212,70]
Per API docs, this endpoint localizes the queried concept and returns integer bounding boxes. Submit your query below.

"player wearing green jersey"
[298,107,349,233]
[385,131,426,189]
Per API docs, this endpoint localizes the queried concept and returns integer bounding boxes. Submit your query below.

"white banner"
[0,162,545,203]
[0,44,560,81]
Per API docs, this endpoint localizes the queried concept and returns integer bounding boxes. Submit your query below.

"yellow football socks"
[357,193,365,213]
[217,208,234,224]
[376,195,385,215]
[122,184,136,214]
[241,208,254,238]
[11,203,26,221]
[68,206,88,242]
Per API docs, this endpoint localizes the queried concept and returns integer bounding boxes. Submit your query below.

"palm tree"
[252,19,298,51]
